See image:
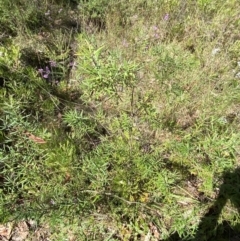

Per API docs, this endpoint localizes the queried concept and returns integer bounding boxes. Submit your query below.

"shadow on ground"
[165,167,240,241]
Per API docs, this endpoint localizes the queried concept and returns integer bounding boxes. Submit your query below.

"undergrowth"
[1,0,240,240]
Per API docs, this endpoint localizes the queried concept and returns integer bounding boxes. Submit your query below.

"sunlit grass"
[1,0,240,240]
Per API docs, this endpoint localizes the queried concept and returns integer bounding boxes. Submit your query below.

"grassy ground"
[1,0,240,240]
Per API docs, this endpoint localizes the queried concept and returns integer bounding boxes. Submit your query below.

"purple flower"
[164,14,169,21]
[152,25,159,31]
[43,66,50,78]
[38,66,51,79]
[151,26,160,39]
